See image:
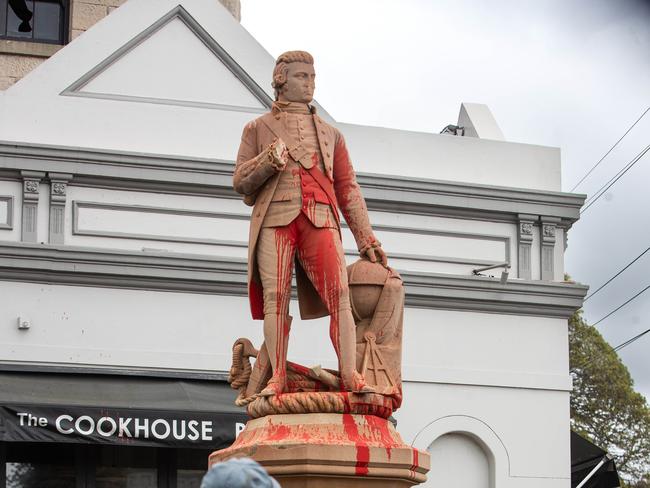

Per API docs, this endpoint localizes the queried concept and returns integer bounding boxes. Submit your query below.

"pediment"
[63,6,270,113]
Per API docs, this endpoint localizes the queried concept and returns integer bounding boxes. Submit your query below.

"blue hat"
[201,458,281,488]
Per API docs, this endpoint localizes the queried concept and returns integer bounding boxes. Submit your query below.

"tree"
[569,309,650,484]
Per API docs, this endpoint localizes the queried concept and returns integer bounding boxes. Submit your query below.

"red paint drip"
[365,415,397,460]
[342,414,370,476]
[249,281,264,320]
[409,448,420,479]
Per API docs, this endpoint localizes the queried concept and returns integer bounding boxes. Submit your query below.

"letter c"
[56,415,74,434]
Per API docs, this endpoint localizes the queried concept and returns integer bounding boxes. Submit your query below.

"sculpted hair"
[272,50,314,100]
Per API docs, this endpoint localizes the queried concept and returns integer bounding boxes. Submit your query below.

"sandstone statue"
[212,50,428,487]
[231,50,393,400]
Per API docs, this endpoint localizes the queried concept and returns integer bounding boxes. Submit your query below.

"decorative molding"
[372,223,510,267]
[0,243,588,318]
[356,173,585,227]
[0,196,13,230]
[71,200,510,269]
[72,200,250,248]
[0,142,586,226]
[48,173,72,245]
[540,216,559,281]
[20,171,45,243]
[61,6,273,114]
[0,361,229,382]
[517,214,536,280]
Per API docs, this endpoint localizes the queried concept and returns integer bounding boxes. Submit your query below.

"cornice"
[0,243,587,318]
[0,141,586,225]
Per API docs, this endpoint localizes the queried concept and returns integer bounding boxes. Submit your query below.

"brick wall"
[0,0,241,90]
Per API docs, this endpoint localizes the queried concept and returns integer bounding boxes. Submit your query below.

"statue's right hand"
[268,138,288,171]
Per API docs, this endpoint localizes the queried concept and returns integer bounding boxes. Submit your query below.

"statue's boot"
[335,308,375,394]
[260,314,292,397]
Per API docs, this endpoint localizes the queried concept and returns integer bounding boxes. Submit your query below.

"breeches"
[257,212,350,317]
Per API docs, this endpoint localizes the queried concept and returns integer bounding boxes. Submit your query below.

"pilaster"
[21,171,45,243]
[540,217,560,281]
[48,173,73,245]
[517,214,536,280]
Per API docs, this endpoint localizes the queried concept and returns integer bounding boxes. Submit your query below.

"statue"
[232,50,387,398]
[212,51,429,486]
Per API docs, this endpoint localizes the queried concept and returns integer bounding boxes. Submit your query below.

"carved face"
[278,62,315,103]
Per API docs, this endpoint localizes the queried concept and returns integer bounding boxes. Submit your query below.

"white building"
[0,0,587,487]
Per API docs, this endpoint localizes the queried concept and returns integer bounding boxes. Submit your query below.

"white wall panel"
[0,180,20,241]
[343,211,515,275]
[401,308,569,388]
[64,186,250,256]
[402,381,571,484]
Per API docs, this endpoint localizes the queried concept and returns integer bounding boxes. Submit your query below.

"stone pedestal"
[209,413,429,487]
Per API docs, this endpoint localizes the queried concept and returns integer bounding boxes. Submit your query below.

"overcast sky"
[241,0,650,399]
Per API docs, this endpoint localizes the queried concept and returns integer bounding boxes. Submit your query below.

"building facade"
[0,1,587,487]
[0,0,240,90]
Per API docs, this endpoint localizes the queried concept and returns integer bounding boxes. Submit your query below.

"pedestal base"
[209,413,429,487]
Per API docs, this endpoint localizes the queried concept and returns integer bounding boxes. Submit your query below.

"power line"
[584,247,650,302]
[580,144,650,215]
[592,285,650,327]
[582,143,650,207]
[575,326,650,370]
[614,327,650,352]
[570,106,650,192]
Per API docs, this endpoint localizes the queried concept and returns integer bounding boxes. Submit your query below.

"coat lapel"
[259,113,314,169]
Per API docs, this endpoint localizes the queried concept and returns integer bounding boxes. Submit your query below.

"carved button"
[321,130,325,135]
[324,141,328,146]
[326,152,331,158]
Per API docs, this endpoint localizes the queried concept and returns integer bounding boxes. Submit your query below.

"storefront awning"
[0,371,248,450]
[571,431,620,488]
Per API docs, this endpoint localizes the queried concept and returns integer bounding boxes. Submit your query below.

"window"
[0,0,68,44]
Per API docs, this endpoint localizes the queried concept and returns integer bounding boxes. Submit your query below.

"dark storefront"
[0,371,248,488]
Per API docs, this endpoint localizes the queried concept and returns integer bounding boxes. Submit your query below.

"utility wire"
[614,327,650,352]
[592,285,650,327]
[580,144,650,215]
[570,106,650,192]
[575,326,650,371]
[584,247,650,302]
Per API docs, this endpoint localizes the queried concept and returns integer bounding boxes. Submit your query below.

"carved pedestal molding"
[517,214,536,280]
[48,173,72,245]
[210,413,429,487]
[21,171,45,243]
[540,216,560,281]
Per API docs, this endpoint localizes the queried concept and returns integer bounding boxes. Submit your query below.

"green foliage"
[569,310,650,484]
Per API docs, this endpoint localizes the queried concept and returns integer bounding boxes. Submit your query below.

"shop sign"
[0,405,248,449]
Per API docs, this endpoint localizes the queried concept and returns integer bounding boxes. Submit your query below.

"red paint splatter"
[365,415,398,460]
[249,281,264,320]
[409,448,420,479]
[342,414,369,476]
[264,423,292,442]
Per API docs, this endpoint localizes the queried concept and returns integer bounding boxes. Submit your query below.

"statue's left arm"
[332,132,388,265]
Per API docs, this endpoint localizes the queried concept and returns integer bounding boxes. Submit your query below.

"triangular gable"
[63,6,270,113]
[0,0,333,159]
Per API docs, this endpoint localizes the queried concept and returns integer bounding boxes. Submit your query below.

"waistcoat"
[262,106,337,229]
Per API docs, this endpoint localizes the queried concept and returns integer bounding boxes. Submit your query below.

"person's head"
[201,458,280,488]
[272,50,315,103]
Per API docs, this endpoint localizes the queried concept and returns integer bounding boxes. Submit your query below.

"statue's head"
[272,50,315,103]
